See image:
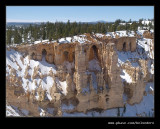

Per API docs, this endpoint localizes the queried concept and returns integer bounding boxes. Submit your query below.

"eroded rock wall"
[116,37,136,51]
[6,34,152,116]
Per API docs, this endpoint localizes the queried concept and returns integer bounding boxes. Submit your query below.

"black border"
[1,0,160,128]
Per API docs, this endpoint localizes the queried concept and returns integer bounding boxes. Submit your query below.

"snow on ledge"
[120,69,132,83]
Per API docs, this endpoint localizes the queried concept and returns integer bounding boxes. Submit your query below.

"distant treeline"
[6,19,154,44]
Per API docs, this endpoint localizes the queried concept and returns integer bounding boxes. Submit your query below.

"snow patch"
[120,70,132,83]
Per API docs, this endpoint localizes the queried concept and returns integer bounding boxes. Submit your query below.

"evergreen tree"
[101,23,106,33]
[14,29,22,44]
[49,33,52,41]
[6,29,12,45]
[7,18,147,45]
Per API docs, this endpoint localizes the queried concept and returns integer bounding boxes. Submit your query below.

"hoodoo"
[6,32,154,117]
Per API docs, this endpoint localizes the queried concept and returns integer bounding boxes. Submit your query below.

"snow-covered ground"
[6,105,21,116]
[6,49,68,102]
[117,38,154,68]
[33,31,136,45]
[33,34,92,44]
[137,38,154,59]
[120,70,132,83]
[62,82,154,117]
[72,35,90,43]
[95,33,105,38]
[106,30,135,38]
[123,82,154,117]
[7,81,154,118]
[6,104,29,117]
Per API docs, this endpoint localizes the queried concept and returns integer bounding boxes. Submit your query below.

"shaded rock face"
[116,37,136,52]
[143,31,154,39]
[6,34,152,116]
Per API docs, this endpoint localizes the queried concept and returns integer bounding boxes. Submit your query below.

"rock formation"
[6,33,154,116]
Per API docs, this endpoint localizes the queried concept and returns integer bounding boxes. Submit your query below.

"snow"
[106,31,135,38]
[123,82,154,117]
[6,32,154,117]
[61,104,75,110]
[119,23,126,25]
[21,109,29,116]
[34,41,41,44]
[147,59,154,75]
[72,35,88,43]
[43,39,49,42]
[106,33,111,37]
[57,35,89,44]
[128,31,135,37]
[117,38,154,63]
[29,79,37,91]
[35,92,39,100]
[137,38,154,59]
[150,64,154,74]
[150,86,153,91]
[117,50,144,67]
[66,37,72,42]
[136,30,147,36]
[34,40,50,44]
[47,108,54,114]
[63,112,88,117]
[42,76,54,91]
[6,105,21,116]
[55,78,67,96]
[116,31,128,37]
[106,32,116,38]
[6,104,30,117]
[39,108,46,117]
[62,108,124,117]
[6,49,57,93]
[120,70,132,83]
[150,29,154,33]
[142,20,153,25]
[62,82,154,117]
[95,33,104,38]
[59,81,67,95]
[59,38,69,43]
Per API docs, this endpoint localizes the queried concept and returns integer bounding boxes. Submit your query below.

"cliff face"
[6,33,154,117]
[143,31,154,39]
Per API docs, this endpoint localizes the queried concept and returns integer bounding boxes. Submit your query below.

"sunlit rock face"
[6,33,154,117]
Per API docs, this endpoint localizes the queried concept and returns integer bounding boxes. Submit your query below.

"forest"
[6,19,154,44]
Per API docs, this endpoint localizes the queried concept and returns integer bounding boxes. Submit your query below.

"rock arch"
[31,52,36,60]
[92,45,98,59]
[88,45,101,71]
[123,42,126,51]
[72,52,75,63]
[42,49,47,61]
[89,45,99,61]
[63,51,69,61]
[129,42,131,51]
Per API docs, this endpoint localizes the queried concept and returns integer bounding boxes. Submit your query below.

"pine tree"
[14,29,22,44]
[6,29,12,45]
[49,33,52,41]
[101,23,106,33]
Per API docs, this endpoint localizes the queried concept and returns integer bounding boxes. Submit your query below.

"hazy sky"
[6,6,154,22]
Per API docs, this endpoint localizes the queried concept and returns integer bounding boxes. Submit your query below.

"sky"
[6,6,154,22]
